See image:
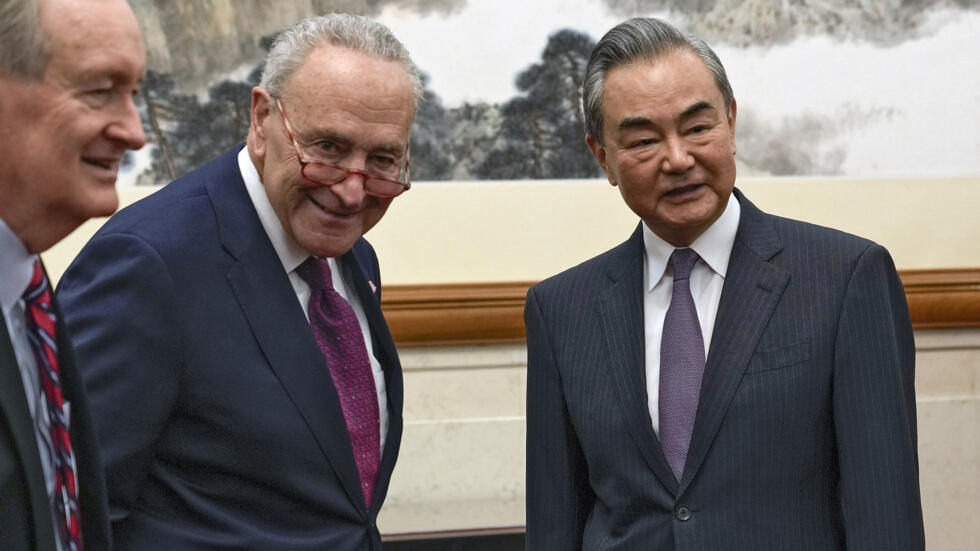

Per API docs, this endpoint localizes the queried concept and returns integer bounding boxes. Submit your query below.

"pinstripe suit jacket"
[524,189,924,550]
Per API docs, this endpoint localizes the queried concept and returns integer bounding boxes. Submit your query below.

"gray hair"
[583,17,734,144]
[0,0,48,78]
[259,13,422,107]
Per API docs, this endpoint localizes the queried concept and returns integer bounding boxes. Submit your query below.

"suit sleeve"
[832,243,925,549]
[56,232,182,524]
[524,287,593,549]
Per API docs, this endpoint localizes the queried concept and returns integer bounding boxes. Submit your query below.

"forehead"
[601,49,722,125]
[40,0,145,81]
[281,44,415,134]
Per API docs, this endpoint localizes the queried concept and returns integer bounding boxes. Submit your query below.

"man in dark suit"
[56,14,417,551]
[0,0,146,549]
[525,17,924,550]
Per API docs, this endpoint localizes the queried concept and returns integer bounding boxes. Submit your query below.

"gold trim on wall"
[382,269,980,346]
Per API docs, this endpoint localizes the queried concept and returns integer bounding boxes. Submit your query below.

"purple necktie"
[297,257,380,508]
[23,259,84,550]
[659,248,706,482]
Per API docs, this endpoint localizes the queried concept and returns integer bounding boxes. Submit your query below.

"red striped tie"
[23,259,84,550]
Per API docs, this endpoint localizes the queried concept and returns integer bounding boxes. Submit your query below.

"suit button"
[675,505,692,521]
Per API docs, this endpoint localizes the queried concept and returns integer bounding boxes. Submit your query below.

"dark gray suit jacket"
[56,147,403,550]
[525,189,924,550]
[1,285,111,551]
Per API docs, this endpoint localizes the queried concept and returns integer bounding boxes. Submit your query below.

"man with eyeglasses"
[56,14,417,550]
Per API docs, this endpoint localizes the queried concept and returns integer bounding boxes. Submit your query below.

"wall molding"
[382,282,533,347]
[381,269,980,347]
[900,268,980,329]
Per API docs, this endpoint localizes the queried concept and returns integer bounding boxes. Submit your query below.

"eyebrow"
[300,128,405,156]
[618,116,655,131]
[616,101,717,132]
[680,101,715,119]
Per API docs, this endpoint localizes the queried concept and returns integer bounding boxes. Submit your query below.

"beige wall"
[42,177,980,285]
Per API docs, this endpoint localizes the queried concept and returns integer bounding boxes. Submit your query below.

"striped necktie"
[23,259,84,550]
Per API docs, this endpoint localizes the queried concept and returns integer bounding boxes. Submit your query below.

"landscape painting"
[124,0,980,186]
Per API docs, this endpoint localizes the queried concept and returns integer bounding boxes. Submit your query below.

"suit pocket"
[745,339,812,374]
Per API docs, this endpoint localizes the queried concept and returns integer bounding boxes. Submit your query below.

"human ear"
[586,134,617,187]
[247,86,274,158]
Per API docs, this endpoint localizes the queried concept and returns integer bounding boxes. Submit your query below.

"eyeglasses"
[275,98,411,198]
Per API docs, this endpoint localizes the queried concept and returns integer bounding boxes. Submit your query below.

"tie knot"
[669,248,700,281]
[23,259,49,304]
[296,256,334,291]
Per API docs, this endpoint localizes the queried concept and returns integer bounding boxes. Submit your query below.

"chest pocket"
[745,339,812,374]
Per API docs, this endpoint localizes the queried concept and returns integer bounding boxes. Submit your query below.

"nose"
[661,135,694,174]
[106,94,146,150]
[330,169,369,210]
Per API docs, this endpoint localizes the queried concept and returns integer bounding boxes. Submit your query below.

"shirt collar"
[238,145,311,273]
[0,216,35,315]
[642,193,741,292]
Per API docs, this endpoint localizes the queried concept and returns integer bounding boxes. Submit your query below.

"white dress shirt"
[238,146,389,453]
[643,196,741,435]
[0,216,65,550]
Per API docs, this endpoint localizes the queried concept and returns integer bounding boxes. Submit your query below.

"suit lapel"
[206,151,368,516]
[679,190,789,492]
[53,298,111,550]
[342,249,403,512]
[597,226,680,495]
[0,312,58,550]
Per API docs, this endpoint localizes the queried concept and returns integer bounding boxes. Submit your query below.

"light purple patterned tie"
[297,257,380,507]
[659,248,705,482]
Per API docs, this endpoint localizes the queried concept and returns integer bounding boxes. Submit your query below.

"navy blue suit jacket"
[56,147,403,550]
[525,189,924,550]
[1,280,111,551]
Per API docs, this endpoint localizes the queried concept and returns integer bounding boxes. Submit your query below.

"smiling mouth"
[307,193,356,218]
[83,158,115,171]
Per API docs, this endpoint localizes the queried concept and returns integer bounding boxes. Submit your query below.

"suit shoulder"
[768,213,880,259]
[92,150,243,249]
[97,170,210,239]
[737,189,881,261]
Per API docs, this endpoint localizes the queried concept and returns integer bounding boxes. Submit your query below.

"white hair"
[0,0,48,78]
[259,13,422,107]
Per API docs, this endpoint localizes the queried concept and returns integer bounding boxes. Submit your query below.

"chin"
[89,193,121,218]
[301,235,359,258]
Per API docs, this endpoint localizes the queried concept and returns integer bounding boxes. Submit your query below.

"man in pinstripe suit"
[524,18,924,550]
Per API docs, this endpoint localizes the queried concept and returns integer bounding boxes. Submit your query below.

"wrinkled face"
[0,0,146,253]
[248,44,415,258]
[587,49,737,247]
